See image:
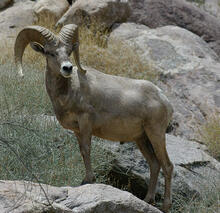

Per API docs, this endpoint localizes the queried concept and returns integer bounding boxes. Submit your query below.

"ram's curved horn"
[14,26,57,77]
[59,24,86,74]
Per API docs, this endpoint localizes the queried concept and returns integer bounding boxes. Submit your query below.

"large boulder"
[110,23,220,139]
[98,134,220,200]
[128,0,220,56]
[56,0,131,29]
[0,0,13,9]
[0,0,35,45]
[33,0,70,22]
[0,181,162,213]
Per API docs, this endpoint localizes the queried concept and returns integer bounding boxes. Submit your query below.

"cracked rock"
[0,181,161,213]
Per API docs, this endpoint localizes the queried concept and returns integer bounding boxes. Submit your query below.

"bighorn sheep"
[14,24,174,213]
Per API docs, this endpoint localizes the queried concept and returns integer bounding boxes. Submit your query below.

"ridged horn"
[14,26,57,77]
[59,24,86,74]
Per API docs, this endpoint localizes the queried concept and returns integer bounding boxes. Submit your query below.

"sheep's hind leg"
[144,125,173,213]
[135,135,161,205]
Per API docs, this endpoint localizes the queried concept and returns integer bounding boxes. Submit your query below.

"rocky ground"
[0,181,162,213]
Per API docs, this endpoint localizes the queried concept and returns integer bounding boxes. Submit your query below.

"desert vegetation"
[198,113,220,160]
[0,18,219,212]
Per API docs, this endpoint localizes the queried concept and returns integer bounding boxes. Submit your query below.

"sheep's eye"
[45,51,55,57]
[50,53,55,57]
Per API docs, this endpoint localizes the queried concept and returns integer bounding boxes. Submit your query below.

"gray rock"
[191,0,220,18]
[110,23,220,139]
[33,0,70,22]
[0,181,162,213]
[0,0,35,45]
[97,134,220,200]
[203,0,220,18]
[111,23,218,73]
[56,0,131,29]
[186,0,220,18]
[158,63,220,139]
[128,0,220,56]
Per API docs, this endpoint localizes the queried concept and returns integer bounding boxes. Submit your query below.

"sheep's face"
[31,42,73,78]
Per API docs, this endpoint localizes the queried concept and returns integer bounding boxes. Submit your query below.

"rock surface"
[0,0,13,9]
[98,134,220,200]
[0,181,162,213]
[189,0,220,18]
[203,0,220,17]
[128,0,220,56]
[110,23,220,139]
[56,0,131,29]
[0,0,35,45]
[33,0,70,22]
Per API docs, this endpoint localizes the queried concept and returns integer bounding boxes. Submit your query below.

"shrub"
[172,181,220,213]
[198,113,220,160]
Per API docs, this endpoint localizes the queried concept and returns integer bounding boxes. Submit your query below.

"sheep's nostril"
[63,65,73,73]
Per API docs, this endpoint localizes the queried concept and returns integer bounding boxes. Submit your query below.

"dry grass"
[0,39,45,72]
[198,112,220,160]
[1,17,158,82]
[79,26,158,82]
[34,13,59,27]
[172,181,220,213]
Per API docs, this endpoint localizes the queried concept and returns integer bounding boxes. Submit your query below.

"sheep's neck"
[45,66,85,131]
[45,67,70,108]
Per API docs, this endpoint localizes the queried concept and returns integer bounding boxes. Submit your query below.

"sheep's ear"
[30,42,45,55]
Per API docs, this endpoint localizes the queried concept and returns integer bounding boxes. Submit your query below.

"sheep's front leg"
[76,113,95,185]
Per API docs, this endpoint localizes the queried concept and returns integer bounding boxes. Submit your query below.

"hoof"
[80,176,96,185]
[144,196,155,205]
[162,202,172,213]
[145,198,155,206]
